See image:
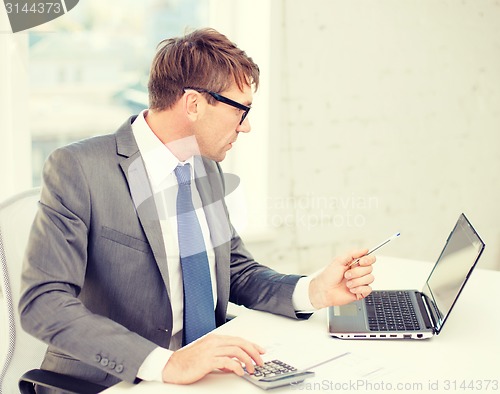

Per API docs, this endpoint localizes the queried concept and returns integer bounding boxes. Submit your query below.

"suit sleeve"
[228,230,307,318]
[18,147,157,383]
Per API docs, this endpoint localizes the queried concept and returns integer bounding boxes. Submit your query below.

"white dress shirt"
[131,110,315,382]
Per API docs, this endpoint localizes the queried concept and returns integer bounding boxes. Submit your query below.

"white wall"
[249,0,500,273]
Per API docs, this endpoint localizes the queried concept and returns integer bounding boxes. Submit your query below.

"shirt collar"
[131,110,194,191]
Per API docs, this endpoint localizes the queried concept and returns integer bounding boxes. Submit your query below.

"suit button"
[100,358,109,367]
[94,355,102,363]
[109,361,116,369]
[115,364,124,373]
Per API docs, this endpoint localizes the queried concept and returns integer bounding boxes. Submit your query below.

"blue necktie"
[174,164,216,346]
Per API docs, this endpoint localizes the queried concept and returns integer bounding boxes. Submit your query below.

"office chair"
[0,188,105,394]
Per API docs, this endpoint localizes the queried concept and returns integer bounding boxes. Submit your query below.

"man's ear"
[184,90,200,122]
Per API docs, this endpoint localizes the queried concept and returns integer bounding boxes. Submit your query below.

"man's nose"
[237,117,251,133]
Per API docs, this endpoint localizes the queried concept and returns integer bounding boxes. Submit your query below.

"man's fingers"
[350,284,373,297]
[346,274,375,290]
[343,249,378,268]
[345,265,373,279]
[356,287,372,300]
[350,248,369,260]
[358,255,376,266]
[214,357,245,376]
[205,335,265,375]
[216,346,256,374]
[162,334,266,384]
[235,337,265,363]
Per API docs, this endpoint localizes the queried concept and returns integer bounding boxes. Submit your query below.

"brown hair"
[148,28,260,111]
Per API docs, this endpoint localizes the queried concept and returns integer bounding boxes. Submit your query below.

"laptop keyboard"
[365,291,421,331]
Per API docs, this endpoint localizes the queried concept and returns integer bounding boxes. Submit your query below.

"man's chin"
[216,152,227,162]
[202,151,227,162]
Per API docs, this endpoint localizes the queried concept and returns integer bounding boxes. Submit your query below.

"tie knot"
[174,164,191,186]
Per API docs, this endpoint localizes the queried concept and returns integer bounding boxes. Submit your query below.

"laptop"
[328,213,485,339]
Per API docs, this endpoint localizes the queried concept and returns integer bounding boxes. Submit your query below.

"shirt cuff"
[137,347,174,382]
[292,276,316,312]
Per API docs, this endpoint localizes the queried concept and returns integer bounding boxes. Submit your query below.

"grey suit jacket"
[19,116,304,388]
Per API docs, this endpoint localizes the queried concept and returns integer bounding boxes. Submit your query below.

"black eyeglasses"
[184,87,251,125]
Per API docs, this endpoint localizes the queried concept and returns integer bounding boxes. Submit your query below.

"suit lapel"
[115,118,172,301]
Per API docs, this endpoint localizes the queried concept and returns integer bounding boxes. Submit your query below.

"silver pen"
[348,232,401,267]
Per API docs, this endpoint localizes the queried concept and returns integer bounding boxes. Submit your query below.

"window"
[1,0,272,240]
[28,0,209,186]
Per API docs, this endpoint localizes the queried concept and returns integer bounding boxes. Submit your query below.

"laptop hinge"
[415,292,435,330]
[425,293,444,332]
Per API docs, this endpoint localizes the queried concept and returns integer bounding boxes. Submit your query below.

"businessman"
[19,28,375,391]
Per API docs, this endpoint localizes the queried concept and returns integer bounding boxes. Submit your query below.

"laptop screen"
[422,213,485,333]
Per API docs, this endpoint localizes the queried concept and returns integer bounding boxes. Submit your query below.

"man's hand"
[309,249,375,309]
[162,334,265,384]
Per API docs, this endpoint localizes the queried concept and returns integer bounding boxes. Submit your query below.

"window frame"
[208,0,273,241]
[0,13,31,202]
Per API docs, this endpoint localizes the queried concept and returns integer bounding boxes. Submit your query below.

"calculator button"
[247,359,300,379]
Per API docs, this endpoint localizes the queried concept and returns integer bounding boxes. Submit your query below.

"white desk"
[102,256,500,393]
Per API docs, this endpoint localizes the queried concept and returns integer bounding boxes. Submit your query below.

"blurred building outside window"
[29,0,209,186]
[3,0,271,239]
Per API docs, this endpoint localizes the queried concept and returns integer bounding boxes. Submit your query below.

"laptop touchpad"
[333,302,361,316]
